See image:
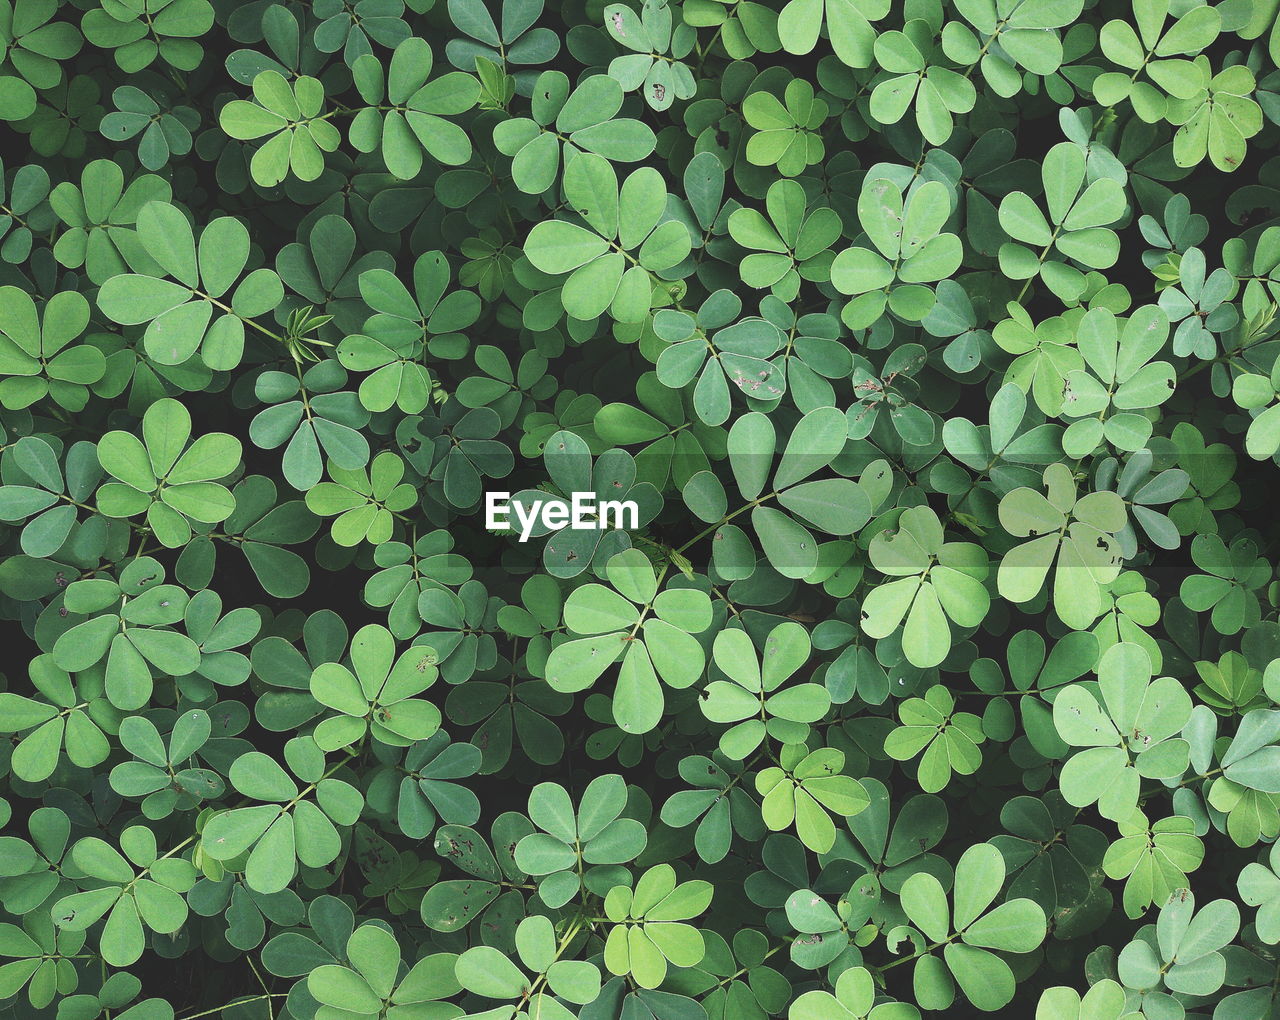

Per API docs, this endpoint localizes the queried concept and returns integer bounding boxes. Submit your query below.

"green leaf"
[456,945,527,998]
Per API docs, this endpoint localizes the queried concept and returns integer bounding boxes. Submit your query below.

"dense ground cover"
[1,0,1280,1016]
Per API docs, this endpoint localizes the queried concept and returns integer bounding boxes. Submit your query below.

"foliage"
[0,0,1277,1017]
